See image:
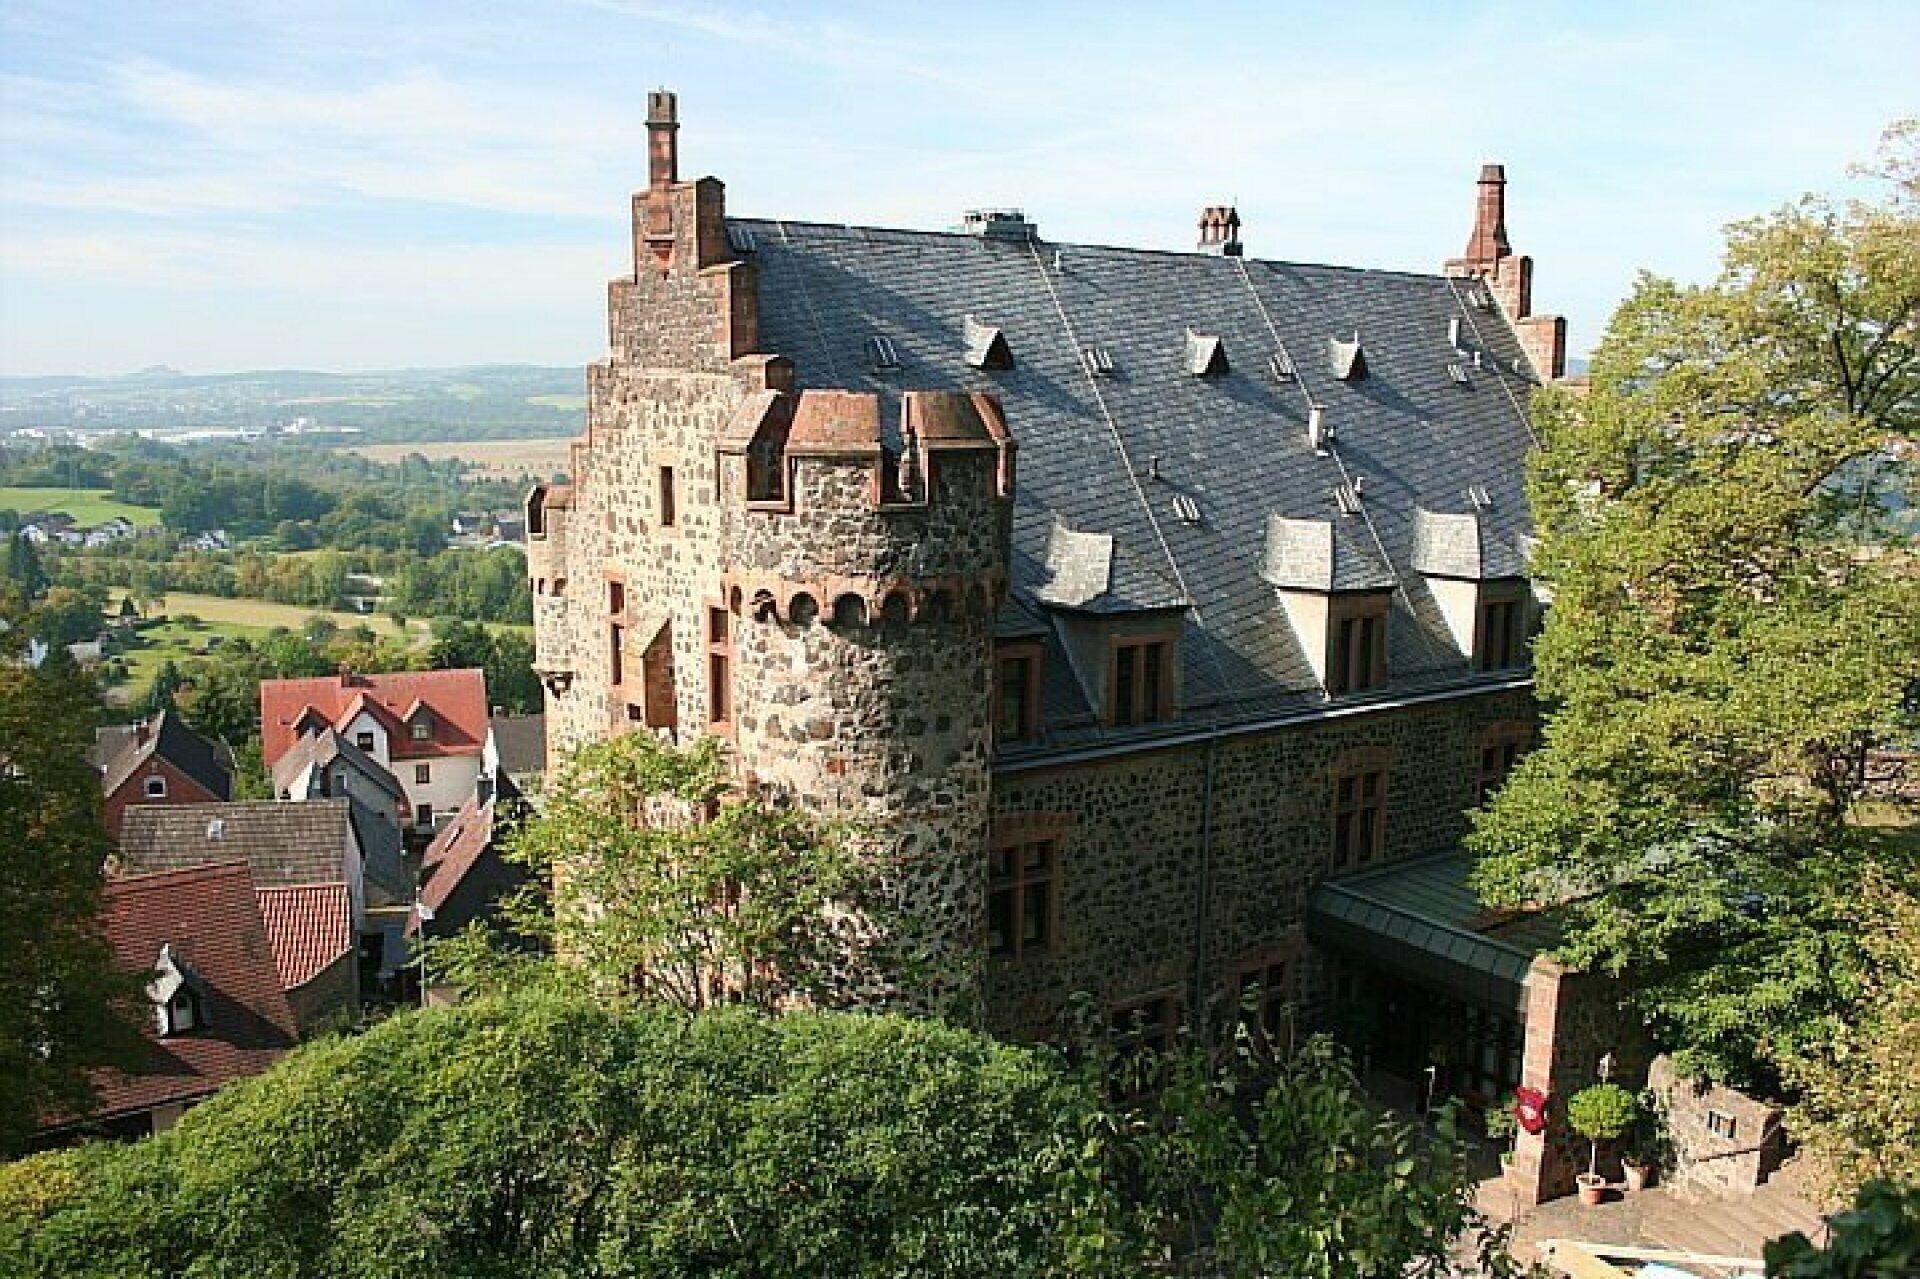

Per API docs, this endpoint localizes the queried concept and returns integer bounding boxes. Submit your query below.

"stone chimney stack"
[647,89,679,191]
[1463,164,1511,266]
[1197,205,1244,256]
[1444,162,1566,381]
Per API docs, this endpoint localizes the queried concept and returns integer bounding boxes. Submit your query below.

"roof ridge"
[107,858,254,891]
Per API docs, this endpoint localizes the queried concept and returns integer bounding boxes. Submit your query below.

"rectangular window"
[1477,740,1521,805]
[987,840,1057,959]
[355,731,376,753]
[1478,597,1523,671]
[707,606,731,726]
[1111,636,1171,726]
[1236,958,1291,1047]
[410,720,431,741]
[1109,993,1178,1060]
[1332,768,1387,870]
[1706,1110,1738,1140]
[1329,605,1387,695]
[994,647,1041,743]
[609,580,626,616]
[415,803,434,827]
[609,622,625,686]
[659,466,677,528]
[414,763,431,785]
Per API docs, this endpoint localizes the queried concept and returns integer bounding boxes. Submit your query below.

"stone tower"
[525,92,1015,1020]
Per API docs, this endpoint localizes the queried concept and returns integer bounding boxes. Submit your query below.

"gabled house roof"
[74,862,298,1126]
[258,669,489,769]
[117,798,411,907]
[270,726,408,808]
[255,883,354,991]
[90,710,233,802]
[733,215,1542,736]
[415,798,497,919]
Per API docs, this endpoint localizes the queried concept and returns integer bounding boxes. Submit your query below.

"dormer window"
[994,642,1043,744]
[410,716,432,742]
[148,944,208,1037]
[1327,595,1389,695]
[356,730,376,753]
[1109,634,1174,726]
[1476,589,1527,671]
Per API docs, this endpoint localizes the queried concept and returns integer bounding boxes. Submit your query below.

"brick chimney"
[1444,162,1566,380]
[643,89,679,266]
[1197,205,1243,256]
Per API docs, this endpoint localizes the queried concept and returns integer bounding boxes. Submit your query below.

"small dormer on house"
[1412,506,1534,671]
[149,943,209,1036]
[1034,522,1189,727]
[1262,515,1397,695]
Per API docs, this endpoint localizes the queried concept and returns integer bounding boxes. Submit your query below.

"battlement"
[717,387,1015,511]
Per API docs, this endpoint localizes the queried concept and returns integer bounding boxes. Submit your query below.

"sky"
[1,1,1914,378]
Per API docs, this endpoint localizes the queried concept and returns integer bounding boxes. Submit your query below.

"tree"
[0,993,1525,1279]
[1566,1084,1638,1183]
[0,663,144,1154]
[461,732,887,1013]
[3,531,48,602]
[1785,870,1920,1197]
[1470,121,1920,1090]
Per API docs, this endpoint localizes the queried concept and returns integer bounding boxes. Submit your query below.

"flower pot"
[1622,1160,1653,1192]
[1576,1173,1609,1206]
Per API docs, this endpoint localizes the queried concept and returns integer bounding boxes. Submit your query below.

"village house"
[89,708,233,839]
[258,669,493,835]
[35,862,299,1144]
[527,92,1634,1202]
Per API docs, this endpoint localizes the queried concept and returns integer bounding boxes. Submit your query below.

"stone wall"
[1647,1054,1786,1195]
[986,687,1536,1041]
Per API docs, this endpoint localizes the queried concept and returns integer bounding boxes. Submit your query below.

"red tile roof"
[256,883,354,990]
[81,862,299,1125]
[411,798,496,930]
[258,669,489,768]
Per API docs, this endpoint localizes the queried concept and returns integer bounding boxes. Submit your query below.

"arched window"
[831,594,868,628]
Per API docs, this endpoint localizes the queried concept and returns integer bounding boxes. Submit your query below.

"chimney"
[1198,205,1243,256]
[1463,163,1511,266]
[642,89,680,266]
[647,89,679,191]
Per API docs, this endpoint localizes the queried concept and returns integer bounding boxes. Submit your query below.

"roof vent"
[1082,345,1115,377]
[962,208,1037,242]
[1307,404,1333,454]
[1269,346,1297,382]
[1447,361,1472,386]
[1172,493,1202,524]
[1329,332,1368,381]
[726,224,757,254]
[1184,328,1228,377]
[1468,484,1493,509]
[206,818,225,840]
[1051,249,1065,274]
[1447,316,1464,349]
[867,334,901,372]
[1334,482,1364,516]
[963,315,1013,370]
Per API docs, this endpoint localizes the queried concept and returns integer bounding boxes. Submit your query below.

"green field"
[0,487,163,527]
[110,590,426,639]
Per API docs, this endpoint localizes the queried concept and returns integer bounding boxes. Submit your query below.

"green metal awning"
[1306,852,1560,1017]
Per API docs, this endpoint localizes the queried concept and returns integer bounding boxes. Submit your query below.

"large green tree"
[1471,122,1920,1090]
[0,992,1520,1279]
[0,662,144,1154]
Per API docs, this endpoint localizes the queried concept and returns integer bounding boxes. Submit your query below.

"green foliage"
[1566,1083,1637,1146]
[1470,120,1920,1091]
[0,662,146,1154]
[3,532,48,602]
[0,994,1110,1279]
[428,618,539,714]
[467,732,885,1013]
[0,994,1528,1279]
[1764,1180,1920,1279]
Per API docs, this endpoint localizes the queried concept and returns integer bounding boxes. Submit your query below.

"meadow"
[0,487,163,527]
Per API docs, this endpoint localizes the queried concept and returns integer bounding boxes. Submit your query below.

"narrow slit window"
[658,466,677,528]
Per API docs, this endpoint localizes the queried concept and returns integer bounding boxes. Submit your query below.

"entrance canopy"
[1306,852,1559,1017]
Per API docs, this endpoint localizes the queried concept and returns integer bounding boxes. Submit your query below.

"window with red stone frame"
[1108,632,1175,726]
[987,838,1057,959]
[706,604,732,730]
[1327,594,1389,695]
[1331,763,1388,870]
[994,642,1043,744]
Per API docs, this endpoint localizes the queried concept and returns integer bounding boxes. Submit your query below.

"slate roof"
[256,882,354,990]
[91,711,232,801]
[488,713,547,778]
[258,669,489,769]
[117,798,411,909]
[73,862,297,1126]
[731,217,1541,743]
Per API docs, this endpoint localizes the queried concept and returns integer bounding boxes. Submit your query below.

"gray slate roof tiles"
[734,218,1541,742]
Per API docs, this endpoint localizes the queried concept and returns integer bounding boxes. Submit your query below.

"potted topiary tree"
[1484,1095,1519,1170]
[1620,1087,1667,1191]
[1567,1083,1637,1205]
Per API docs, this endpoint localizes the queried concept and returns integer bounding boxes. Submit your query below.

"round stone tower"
[716,387,1015,1021]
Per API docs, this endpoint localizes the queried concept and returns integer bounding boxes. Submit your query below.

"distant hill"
[0,364,585,444]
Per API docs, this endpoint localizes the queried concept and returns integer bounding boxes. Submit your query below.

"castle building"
[529,92,1608,1200]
